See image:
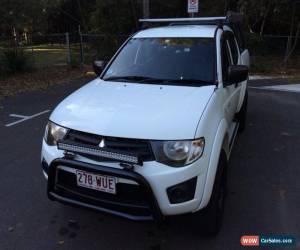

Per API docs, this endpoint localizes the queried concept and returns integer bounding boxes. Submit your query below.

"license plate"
[76,170,116,194]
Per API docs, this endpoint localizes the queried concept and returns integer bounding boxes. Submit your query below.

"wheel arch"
[197,119,229,209]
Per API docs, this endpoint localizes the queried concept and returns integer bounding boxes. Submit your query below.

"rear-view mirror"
[225,65,249,86]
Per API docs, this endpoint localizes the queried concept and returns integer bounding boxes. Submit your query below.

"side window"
[228,34,239,65]
[221,38,232,82]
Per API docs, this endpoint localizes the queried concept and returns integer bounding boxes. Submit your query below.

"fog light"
[167,177,197,204]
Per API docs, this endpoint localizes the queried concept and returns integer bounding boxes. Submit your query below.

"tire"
[238,90,248,133]
[198,151,228,236]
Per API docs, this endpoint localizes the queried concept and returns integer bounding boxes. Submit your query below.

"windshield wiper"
[163,78,214,86]
[103,76,214,86]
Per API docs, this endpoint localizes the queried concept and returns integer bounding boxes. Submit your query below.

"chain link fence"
[0,32,299,73]
[0,33,128,71]
[80,34,128,64]
[247,34,300,73]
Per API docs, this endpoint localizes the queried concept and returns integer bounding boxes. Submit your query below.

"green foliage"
[250,56,274,73]
[88,0,139,34]
[0,0,49,34]
[2,49,33,73]
[251,55,300,74]
[0,0,299,73]
[87,35,127,62]
[69,54,81,68]
[247,34,268,55]
[0,53,6,78]
[0,0,299,36]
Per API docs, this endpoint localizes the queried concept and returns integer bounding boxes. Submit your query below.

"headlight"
[44,121,69,146]
[150,138,205,167]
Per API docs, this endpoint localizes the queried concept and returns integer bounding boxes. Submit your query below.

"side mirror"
[225,65,248,86]
[93,60,107,76]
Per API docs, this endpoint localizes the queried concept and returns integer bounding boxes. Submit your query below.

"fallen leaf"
[281,132,291,137]
[279,188,286,199]
[68,219,77,224]
[68,219,79,230]
[58,240,64,245]
[0,65,93,99]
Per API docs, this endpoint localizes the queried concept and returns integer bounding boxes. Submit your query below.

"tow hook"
[119,162,135,171]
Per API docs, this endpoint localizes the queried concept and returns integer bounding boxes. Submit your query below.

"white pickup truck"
[42,14,249,235]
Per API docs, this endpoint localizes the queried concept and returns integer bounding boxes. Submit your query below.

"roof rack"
[139,11,243,28]
[139,17,226,23]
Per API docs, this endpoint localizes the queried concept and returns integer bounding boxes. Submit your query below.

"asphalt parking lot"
[0,78,300,250]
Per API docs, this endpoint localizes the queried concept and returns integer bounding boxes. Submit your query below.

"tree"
[283,0,300,66]
[0,0,49,35]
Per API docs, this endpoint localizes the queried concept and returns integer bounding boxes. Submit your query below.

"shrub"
[69,54,81,68]
[0,52,7,78]
[2,49,33,73]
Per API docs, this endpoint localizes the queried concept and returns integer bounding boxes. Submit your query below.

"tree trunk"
[284,4,296,62]
[283,22,300,66]
[143,0,150,18]
[76,0,87,31]
[224,0,228,15]
[130,0,139,31]
[13,26,18,51]
[259,1,272,37]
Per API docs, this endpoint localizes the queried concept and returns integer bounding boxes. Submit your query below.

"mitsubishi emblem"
[99,138,105,148]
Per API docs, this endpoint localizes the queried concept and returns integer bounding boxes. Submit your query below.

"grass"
[0,44,88,69]
[24,44,78,68]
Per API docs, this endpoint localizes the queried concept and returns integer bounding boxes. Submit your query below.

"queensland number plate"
[76,170,116,194]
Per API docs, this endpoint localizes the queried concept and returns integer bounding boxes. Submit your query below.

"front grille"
[55,168,152,217]
[63,130,154,163]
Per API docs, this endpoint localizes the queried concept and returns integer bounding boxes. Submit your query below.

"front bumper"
[47,158,163,221]
[42,141,208,219]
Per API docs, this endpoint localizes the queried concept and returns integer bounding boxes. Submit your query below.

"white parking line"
[5,110,51,127]
[249,84,300,93]
[9,114,28,119]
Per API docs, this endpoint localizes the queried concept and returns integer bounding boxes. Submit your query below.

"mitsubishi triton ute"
[41,13,250,235]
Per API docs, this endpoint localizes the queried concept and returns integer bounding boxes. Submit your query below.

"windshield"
[102,37,216,86]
